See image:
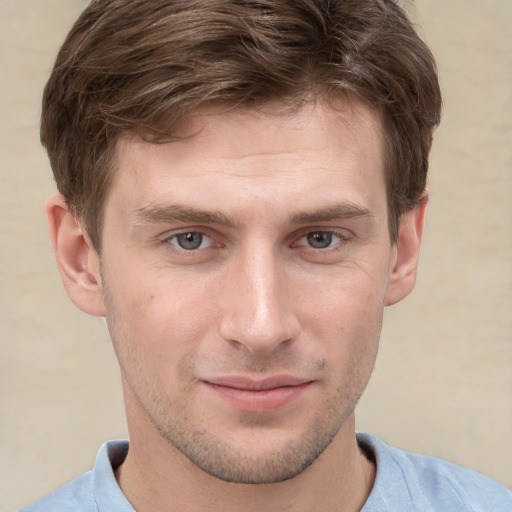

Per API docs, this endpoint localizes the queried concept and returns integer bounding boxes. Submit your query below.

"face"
[93,100,398,483]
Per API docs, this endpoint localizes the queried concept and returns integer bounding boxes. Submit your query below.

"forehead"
[108,98,386,218]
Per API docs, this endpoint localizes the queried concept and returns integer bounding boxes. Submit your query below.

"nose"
[219,248,301,355]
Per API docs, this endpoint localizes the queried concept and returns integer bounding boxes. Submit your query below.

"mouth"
[201,376,314,413]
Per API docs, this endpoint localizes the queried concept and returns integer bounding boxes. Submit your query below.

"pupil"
[178,232,202,250]
[307,232,332,249]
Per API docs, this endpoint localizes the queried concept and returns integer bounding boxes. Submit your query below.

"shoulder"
[358,433,512,512]
[20,471,96,512]
[20,440,131,512]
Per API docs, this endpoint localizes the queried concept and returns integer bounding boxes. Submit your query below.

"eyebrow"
[133,204,239,228]
[290,203,373,224]
[133,201,373,228]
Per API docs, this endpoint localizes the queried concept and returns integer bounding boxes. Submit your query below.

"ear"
[384,195,428,306]
[45,193,105,317]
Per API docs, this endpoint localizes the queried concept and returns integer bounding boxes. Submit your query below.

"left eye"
[169,232,212,250]
[297,231,343,249]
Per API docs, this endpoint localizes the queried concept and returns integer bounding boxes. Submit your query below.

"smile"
[202,376,313,413]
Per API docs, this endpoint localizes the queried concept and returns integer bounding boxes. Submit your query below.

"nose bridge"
[219,243,299,354]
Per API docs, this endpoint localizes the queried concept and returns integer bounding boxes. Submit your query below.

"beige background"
[1,0,511,510]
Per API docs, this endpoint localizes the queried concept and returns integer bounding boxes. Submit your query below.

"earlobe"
[384,195,428,306]
[45,194,106,317]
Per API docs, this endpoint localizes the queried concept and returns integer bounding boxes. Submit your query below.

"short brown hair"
[41,0,442,251]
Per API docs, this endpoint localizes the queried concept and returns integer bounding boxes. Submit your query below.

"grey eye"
[171,232,206,250]
[306,231,335,249]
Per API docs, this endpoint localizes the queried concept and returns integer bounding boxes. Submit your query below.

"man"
[22,0,512,510]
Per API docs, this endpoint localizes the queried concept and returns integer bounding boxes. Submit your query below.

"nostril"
[219,310,300,355]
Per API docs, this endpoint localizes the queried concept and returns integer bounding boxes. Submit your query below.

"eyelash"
[293,231,345,250]
[163,229,347,254]
[165,230,218,252]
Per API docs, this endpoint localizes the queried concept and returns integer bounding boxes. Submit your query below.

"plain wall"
[1,1,511,510]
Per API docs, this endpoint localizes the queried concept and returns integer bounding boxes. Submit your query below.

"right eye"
[168,232,213,251]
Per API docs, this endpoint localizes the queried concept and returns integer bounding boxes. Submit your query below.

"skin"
[47,99,426,512]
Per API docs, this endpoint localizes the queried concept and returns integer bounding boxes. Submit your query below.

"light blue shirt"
[21,434,512,511]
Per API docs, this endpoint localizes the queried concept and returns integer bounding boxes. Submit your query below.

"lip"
[202,376,313,413]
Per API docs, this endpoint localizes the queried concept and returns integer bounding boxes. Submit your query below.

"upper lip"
[203,375,312,391]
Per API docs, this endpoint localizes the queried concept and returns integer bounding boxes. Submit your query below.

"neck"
[116,416,375,512]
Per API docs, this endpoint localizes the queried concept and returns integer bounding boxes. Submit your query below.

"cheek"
[299,260,388,320]
[296,265,386,360]
[103,267,217,379]
[108,262,214,326]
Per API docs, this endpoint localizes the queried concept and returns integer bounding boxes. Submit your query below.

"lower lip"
[203,382,312,413]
